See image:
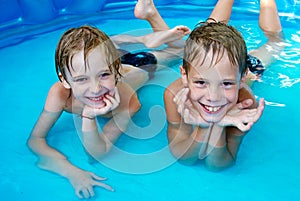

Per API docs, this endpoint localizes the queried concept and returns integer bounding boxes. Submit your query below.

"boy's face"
[64,46,116,109]
[183,49,242,123]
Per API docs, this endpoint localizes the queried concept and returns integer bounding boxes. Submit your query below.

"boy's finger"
[237,99,253,109]
[94,181,114,192]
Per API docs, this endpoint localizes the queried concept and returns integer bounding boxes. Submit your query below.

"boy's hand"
[68,169,114,199]
[83,87,120,118]
[173,88,210,127]
[218,98,265,132]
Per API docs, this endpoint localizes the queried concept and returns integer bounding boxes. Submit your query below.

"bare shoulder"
[164,78,183,124]
[116,81,137,100]
[117,81,134,92]
[116,82,140,113]
[164,78,183,103]
[44,82,71,112]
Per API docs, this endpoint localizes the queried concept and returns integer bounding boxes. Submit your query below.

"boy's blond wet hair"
[55,25,122,83]
[183,20,247,77]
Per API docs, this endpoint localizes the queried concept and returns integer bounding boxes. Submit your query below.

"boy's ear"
[239,69,248,89]
[61,77,71,89]
[180,66,188,87]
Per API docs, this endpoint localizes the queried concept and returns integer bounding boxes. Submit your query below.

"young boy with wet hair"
[27,22,190,199]
[164,0,283,171]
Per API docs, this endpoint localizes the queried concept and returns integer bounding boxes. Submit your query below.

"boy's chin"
[87,102,106,109]
[201,114,224,124]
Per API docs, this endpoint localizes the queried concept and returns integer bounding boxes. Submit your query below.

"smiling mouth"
[87,92,108,103]
[88,96,104,102]
[202,104,223,113]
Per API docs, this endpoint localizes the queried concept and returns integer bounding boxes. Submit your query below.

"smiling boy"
[164,21,265,170]
[163,0,283,171]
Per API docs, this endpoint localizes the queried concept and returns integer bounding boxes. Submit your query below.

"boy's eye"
[73,77,87,82]
[101,72,111,77]
[223,81,232,85]
[100,72,112,79]
[222,81,235,88]
[194,80,206,86]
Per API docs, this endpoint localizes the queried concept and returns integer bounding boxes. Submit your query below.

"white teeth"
[89,96,102,101]
[205,105,221,112]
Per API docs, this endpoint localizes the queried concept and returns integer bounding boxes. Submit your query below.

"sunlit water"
[0,2,299,201]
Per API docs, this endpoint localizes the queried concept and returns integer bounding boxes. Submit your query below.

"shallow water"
[0,2,300,201]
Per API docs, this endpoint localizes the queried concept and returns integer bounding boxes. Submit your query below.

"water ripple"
[278,73,300,88]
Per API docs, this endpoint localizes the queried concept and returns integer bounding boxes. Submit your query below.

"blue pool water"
[0,0,300,201]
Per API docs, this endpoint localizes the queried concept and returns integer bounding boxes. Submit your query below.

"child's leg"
[140,25,190,48]
[120,64,149,90]
[111,25,190,49]
[134,0,187,48]
[259,0,282,34]
[247,0,284,82]
[150,48,184,71]
[152,0,235,71]
[134,0,169,31]
[208,0,234,23]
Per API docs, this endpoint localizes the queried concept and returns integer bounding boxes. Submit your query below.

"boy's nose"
[90,81,102,94]
[206,86,222,102]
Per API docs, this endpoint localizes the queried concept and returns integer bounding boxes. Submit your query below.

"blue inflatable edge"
[0,1,299,49]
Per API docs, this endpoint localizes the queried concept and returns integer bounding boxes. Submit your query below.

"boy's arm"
[27,82,74,173]
[81,82,141,160]
[167,122,204,165]
[27,83,112,198]
[225,86,264,157]
[203,124,236,171]
[164,84,211,165]
[205,88,265,170]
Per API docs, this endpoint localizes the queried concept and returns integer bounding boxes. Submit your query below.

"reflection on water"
[278,73,300,88]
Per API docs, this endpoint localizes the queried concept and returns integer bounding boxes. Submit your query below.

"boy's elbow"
[86,149,108,162]
[169,146,198,166]
[26,137,35,151]
[26,136,48,154]
[129,101,141,116]
[84,141,111,161]
[134,101,141,113]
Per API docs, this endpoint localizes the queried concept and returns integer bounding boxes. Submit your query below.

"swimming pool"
[1,0,300,200]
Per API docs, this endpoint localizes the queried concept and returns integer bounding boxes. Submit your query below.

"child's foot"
[172,25,191,38]
[145,25,190,48]
[134,0,157,20]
